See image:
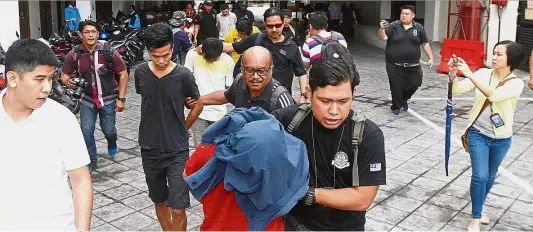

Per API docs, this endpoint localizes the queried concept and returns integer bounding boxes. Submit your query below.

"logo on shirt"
[279,49,287,56]
[370,163,382,172]
[331,151,350,169]
[413,29,418,36]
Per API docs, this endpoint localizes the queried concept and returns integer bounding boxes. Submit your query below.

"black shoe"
[88,160,97,172]
[391,105,400,115]
[402,101,408,111]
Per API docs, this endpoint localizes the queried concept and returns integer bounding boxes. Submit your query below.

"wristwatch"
[117,97,126,103]
[303,186,316,206]
[300,92,308,99]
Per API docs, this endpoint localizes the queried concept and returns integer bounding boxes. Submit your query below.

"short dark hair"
[495,40,525,71]
[129,5,135,10]
[236,19,253,35]
[79,20,99,32]
[281,9,292,17]
[308,11,328,30]
[5,39,58,75]
[309,58,359,93]
[202,38,223,61]
[263,7,284,23]
[400,5,416,14]
[143,22,174,50]
[221,4,229,10]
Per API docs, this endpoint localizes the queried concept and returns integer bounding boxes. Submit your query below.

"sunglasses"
[265,23,283,29]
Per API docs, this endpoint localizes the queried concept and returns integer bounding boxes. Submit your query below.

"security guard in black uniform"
[377,5,434,115]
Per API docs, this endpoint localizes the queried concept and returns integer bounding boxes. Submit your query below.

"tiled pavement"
[88,42,533,231]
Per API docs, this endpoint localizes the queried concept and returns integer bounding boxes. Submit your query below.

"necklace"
[311,116,346,189]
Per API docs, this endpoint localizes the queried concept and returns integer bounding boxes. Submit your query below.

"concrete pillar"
[424,0,449,42]
[51,1,59,33]
[380,1,391,20]
[112,1,129,17]
[29,1,41,39]
[77,0,96,21]
[0,1,20,49]
[484,2,519,67]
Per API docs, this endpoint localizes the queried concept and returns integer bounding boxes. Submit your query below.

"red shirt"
[185,144,285,231]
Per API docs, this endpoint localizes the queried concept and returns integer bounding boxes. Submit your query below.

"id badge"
[490,113,505,128]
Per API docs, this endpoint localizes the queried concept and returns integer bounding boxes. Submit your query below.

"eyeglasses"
[265,23,283,29]
[242,66,272,76]
[82,30,98,35]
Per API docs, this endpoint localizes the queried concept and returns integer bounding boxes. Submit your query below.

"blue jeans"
[467,127,511,218]
[80,103,118,162]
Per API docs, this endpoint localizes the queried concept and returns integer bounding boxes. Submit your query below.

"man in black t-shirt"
[377,5,434,115]
[199,46,295,113]
[233,1,255,23]
[134,23,203,231]
[194,1,218,46]
[272,57,386,231]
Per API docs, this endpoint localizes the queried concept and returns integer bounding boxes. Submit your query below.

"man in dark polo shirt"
[194,1,218,46]
[205,7,307,103]
[199,46,295,113]
[134,22,203,231]
[378,5,434,115]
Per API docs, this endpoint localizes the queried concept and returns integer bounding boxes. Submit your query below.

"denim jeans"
[467,127,511,218]
[80,103,118,162]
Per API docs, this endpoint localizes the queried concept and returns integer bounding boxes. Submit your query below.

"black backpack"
[287,103,366,186]
[311,32,360,86]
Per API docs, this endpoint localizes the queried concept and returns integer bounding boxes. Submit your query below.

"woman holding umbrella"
[448,40,525,232]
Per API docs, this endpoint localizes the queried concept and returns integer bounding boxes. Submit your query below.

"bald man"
[200,46,295,113]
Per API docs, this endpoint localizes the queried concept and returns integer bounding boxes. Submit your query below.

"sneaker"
[88,160,97,172]
[392,108,400,115]
[402,101,409,111]
[468,219,481,232]
[108,146,118,158]
[480,214,489,225]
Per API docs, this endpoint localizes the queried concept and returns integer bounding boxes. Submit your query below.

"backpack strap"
[102,44,114,72]
[331,31,339,40]
[311,34,327,44]
[350,110,366,187]
[287,103,312,134]
[254,33,263,46]
[72,45,81,77]
[269,84,287,113]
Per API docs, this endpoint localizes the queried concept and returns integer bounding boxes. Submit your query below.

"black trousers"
[385,63,423,110]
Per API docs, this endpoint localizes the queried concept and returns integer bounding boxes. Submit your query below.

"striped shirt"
[301,30,348,65]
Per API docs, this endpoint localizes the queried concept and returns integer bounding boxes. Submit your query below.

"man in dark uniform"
[377,5,434,115]
[194,1,218,46]
[281,9,302,47]
[233,1,255,23]
[200,46,295,113]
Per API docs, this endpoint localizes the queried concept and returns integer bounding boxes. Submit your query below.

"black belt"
[393,62,420,67]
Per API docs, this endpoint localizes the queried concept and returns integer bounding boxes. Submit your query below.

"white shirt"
[184,49,234,122]
[0,89,90,230]
[216,12,238,40]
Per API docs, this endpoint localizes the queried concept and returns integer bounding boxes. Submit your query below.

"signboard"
[526,8,533,20]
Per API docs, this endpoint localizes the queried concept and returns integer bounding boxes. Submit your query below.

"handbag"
[461,76,516,152]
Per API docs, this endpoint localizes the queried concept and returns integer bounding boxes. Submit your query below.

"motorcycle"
[0,44,6,90]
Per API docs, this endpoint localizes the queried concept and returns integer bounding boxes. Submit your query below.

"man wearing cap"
[281,9,301,47]
[170,11,194,64]
[233,1,255,23]
[194,1,218,46]
[216,4,238,41]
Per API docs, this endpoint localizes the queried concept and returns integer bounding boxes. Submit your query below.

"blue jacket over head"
[185,107,309,231]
